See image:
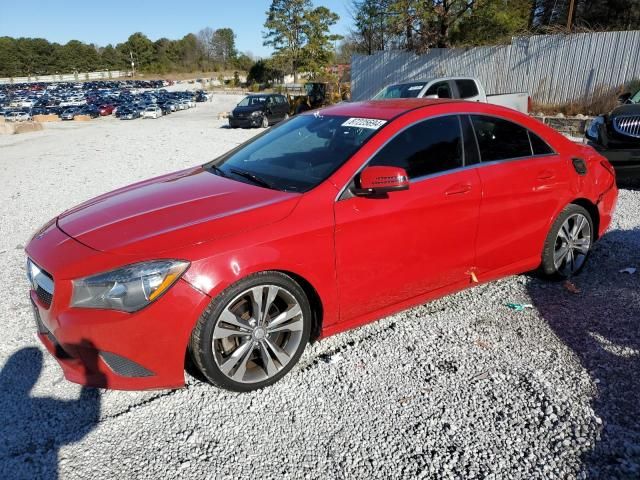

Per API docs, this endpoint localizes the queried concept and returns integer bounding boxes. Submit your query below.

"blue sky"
[0,0,352,58]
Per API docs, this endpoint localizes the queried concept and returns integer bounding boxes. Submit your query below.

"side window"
[529,131,554,155]
[275,96,285,104]
[369,116,463,179]
[470,115,532,162]
[425,81,452,99]
[455,80,479,99]
[461,115,480,165]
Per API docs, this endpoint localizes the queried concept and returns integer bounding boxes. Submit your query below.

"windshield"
[373,82,427,99]
[238,96,267,107]
[630,90,640,104]
[208,114,385,192]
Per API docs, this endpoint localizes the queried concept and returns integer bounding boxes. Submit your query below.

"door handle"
[445,183,472,195]
[536,170,556,180]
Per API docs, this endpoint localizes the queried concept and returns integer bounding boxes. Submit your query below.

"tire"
[189,271,311,392]
[261,115,269,128]
[540,204,594,279]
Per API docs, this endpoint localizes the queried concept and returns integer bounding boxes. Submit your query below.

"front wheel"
[540,204,594,279]
[261,115,269,128]
[189,272,311,391]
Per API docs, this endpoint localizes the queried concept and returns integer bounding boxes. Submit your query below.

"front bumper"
[26,225,210,390]
[229,116,261,128]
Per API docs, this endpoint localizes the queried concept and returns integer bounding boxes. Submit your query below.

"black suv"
[229,94,290,128]
[586,89,640,182]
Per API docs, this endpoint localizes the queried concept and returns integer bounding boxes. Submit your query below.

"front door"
[334,115,482,323]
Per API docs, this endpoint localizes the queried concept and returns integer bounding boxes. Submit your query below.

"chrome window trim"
[335,112,559,202]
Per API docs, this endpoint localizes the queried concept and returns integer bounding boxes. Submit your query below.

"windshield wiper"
[229,168,274,190]
[209,164,227,178]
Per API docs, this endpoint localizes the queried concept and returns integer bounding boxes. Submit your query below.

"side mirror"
[618,92,631,104]
[354,166,409,196]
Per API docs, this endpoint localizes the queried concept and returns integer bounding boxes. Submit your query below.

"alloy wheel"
[261,116,269,128]
[553,213,592,276]
[212,285,304,384]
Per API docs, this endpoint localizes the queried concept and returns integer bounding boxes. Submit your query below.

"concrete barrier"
[0,122,44,135]
[33,114,61,122]
[74,115,92,122]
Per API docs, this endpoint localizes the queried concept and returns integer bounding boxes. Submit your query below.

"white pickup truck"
[372,77,531,113]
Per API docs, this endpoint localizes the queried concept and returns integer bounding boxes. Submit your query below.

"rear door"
[470,114,570,273]
[334,115,482,322]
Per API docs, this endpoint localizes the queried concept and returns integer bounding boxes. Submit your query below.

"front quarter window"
[210,114,384,192]
[630,90,640,104]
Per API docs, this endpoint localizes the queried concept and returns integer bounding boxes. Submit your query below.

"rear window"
[471,115,532,162]
[456,80,479,99]
[529,131,554,156]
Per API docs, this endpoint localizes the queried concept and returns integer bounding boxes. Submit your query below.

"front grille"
[36,285,53,307]
[613,115,640,139]
[27,259,54,309]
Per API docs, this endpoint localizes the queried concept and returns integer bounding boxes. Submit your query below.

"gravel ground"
[0,99,638,479]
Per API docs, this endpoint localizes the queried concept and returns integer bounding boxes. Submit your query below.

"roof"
[314,99,459,121]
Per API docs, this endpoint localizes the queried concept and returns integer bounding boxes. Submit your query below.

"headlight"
[71,260,189,312]
[251,110,261,117]
[587,116,604,140]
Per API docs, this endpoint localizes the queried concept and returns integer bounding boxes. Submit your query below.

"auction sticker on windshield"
[341,118,387,129]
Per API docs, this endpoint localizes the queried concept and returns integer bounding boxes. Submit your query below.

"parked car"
[373,77,531,113]
[118,107,140,120]
[585,89,640,182]
[4,111,31,122]
[141,106,163,119]
[25,100,617,392]
[99,104,115,116]
[60,107,81,120]
[229,94,290,128]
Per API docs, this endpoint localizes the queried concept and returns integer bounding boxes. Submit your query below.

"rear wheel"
[541,204,593,279]
[189,272,311,392]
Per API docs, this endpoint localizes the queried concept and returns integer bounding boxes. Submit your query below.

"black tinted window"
[369,116,463,179]
[425,81,452,98]
[471,115,532,162]
[529,131,554,155]
[456,80,479,98]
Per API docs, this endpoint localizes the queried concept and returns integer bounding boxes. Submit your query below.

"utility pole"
[129,50,136,78]
[566,0,576,31]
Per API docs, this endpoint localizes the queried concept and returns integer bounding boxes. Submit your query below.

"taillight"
[600,159,616,178]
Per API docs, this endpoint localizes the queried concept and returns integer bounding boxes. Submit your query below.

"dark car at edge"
[228,94,290,128]
[585,89,640,183]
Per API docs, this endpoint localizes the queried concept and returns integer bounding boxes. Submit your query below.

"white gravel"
[1,98,638,479]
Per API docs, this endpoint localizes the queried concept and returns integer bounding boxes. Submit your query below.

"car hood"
[57,166,300,256]
[233,105,264,115]
[610,104,640,118]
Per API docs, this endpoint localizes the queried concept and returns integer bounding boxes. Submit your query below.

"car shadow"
[526,228,640,478]
[0,341,104,479]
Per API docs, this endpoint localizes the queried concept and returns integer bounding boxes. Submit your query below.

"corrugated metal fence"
[0,71,127,85]
[352,31,640,104]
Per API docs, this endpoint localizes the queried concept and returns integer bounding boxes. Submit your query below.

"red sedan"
[25,100,618,391]
[98,104,115,116]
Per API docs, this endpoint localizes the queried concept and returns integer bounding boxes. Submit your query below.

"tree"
[263,0,341,82]
[117,33,155,72]
[452,0,531,46]
[212,28,237,68]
